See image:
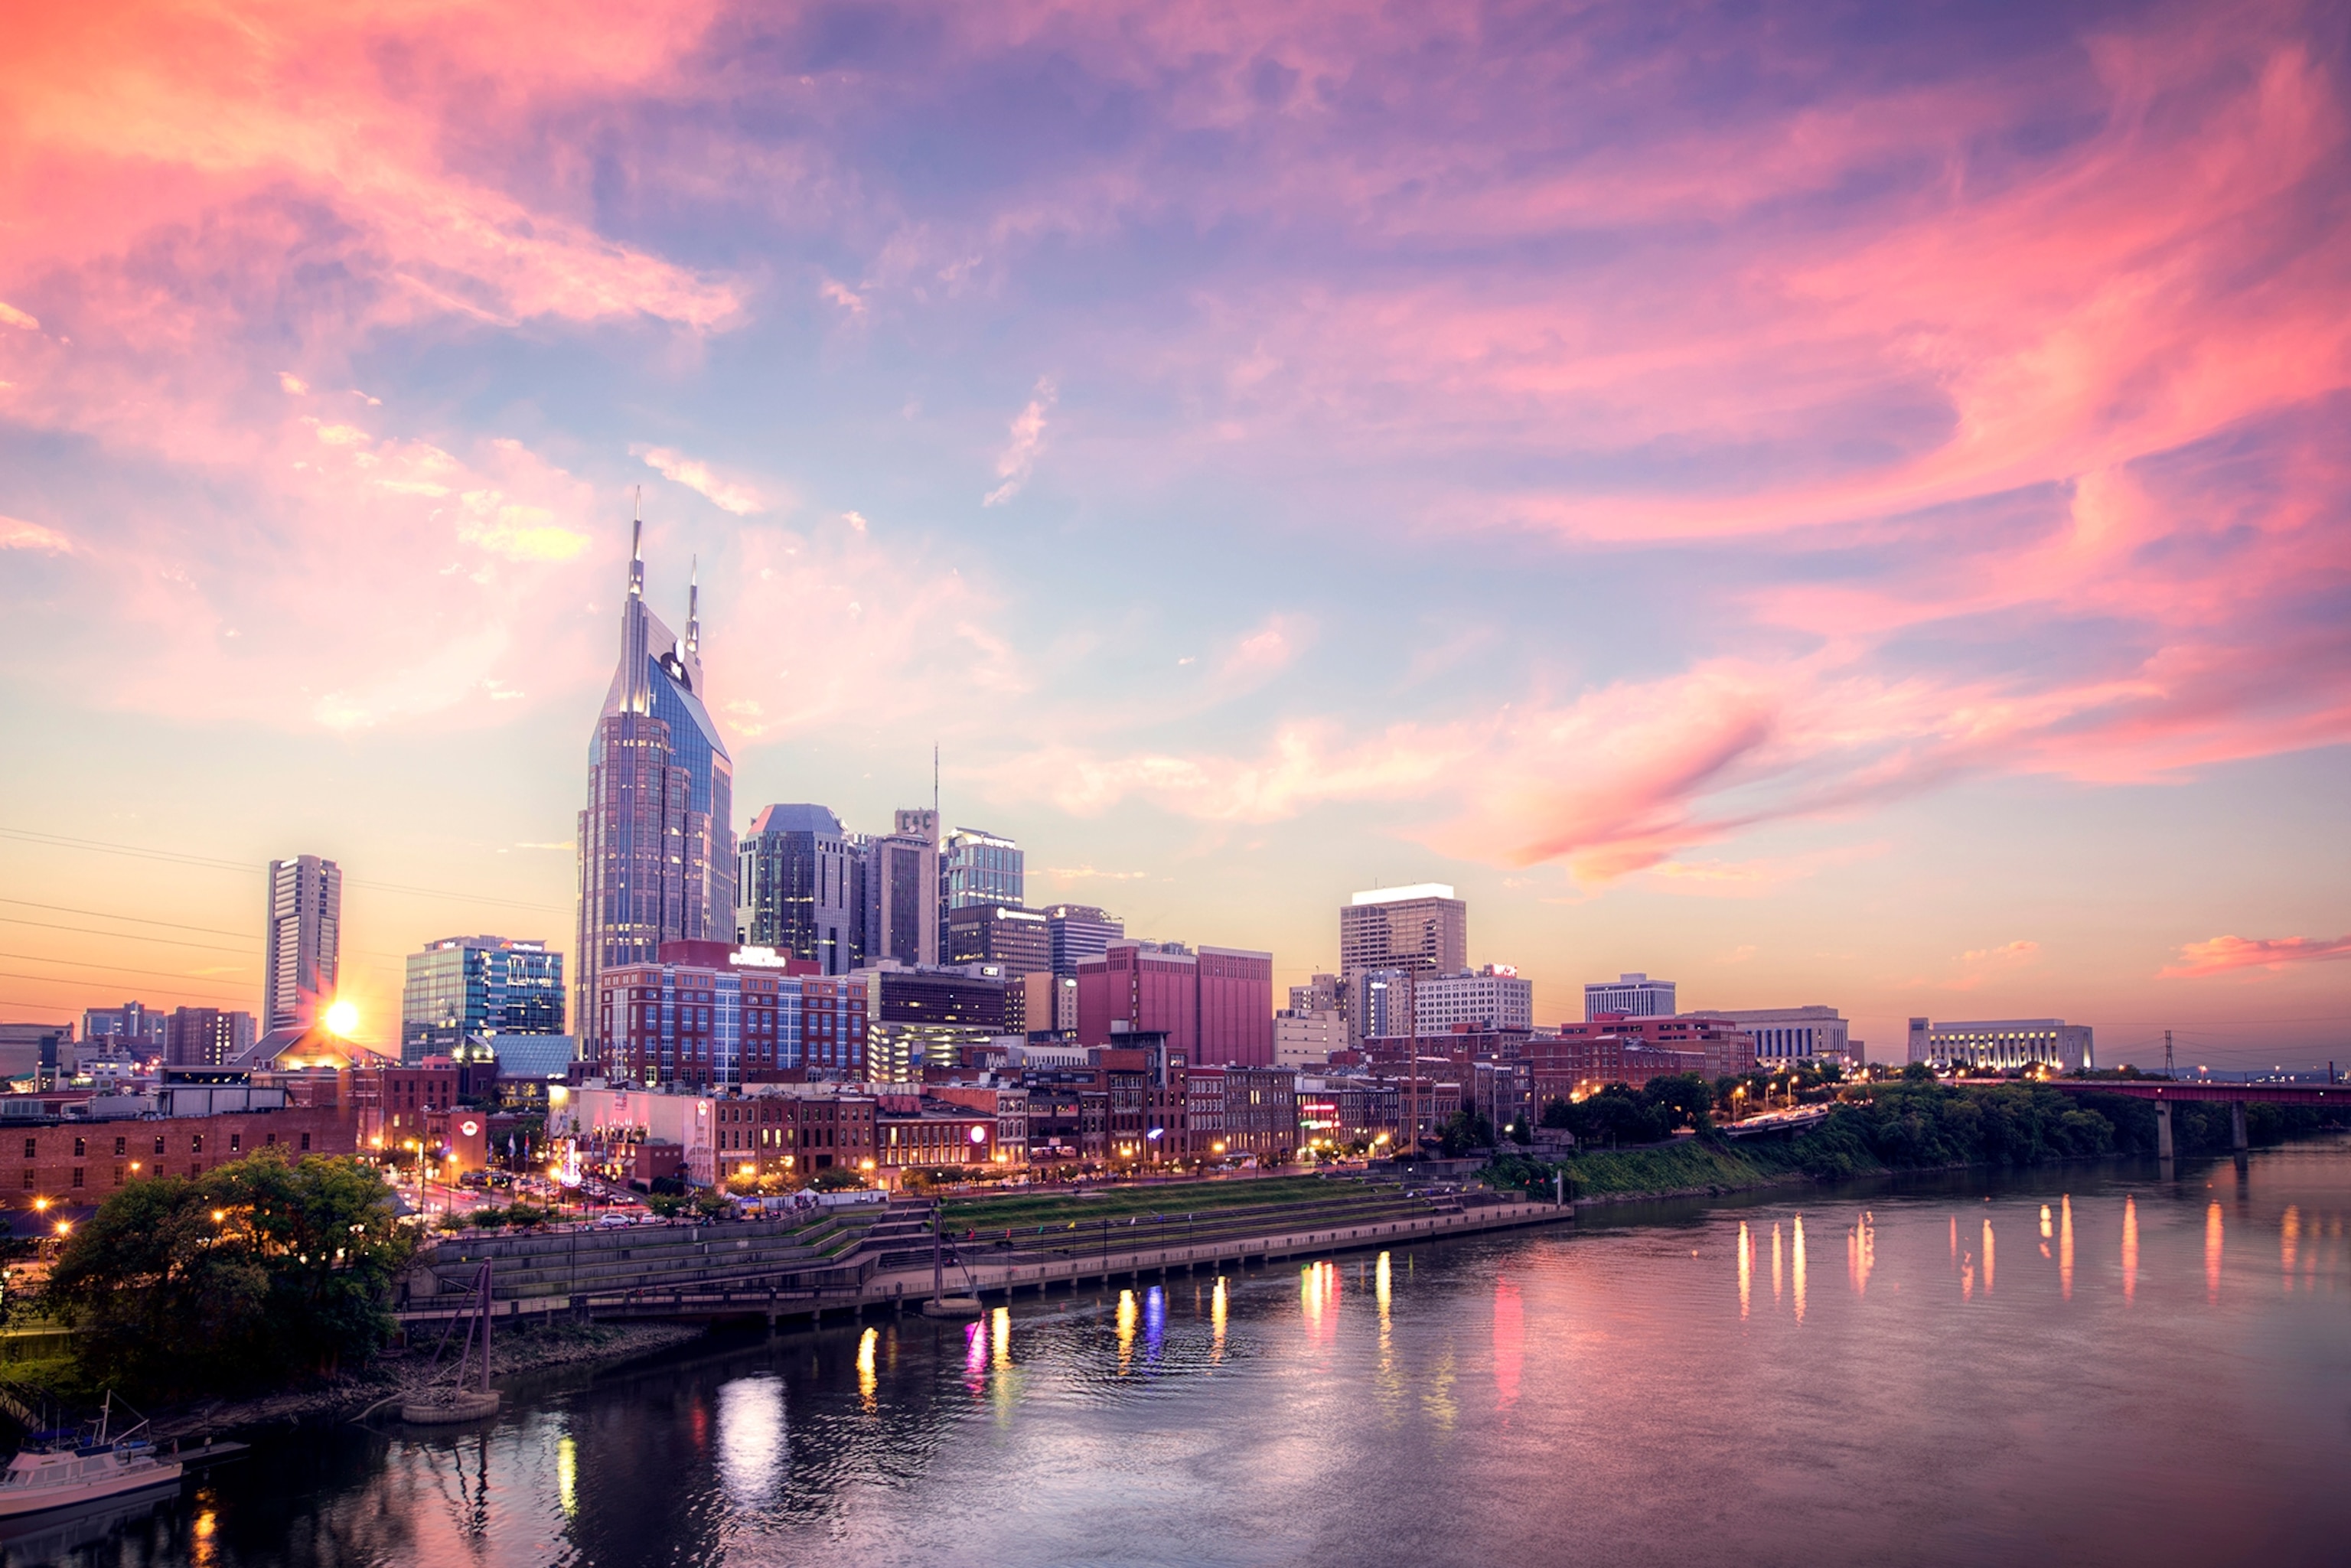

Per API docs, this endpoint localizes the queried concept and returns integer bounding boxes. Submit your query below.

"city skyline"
[4,1,2349,1070]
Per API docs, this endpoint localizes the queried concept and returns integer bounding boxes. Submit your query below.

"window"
[112,1165,124,1185]
[71,1168,83,1188]
[153,1136,165,1156]
[300,1133,311,1151]
[229,1133,241,1152]
[114,1137,127,1157]
[191,1134,204,1153]
[18,1170,30,1189]
[73,1137,84,1159]
[18,1139,30,1160]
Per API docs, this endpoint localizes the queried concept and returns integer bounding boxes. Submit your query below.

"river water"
[12,1144,2351,1567]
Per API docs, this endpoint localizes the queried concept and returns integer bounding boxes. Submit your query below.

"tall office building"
[1339,885,1468,978]
[1585,973,1676,1019]
[864,809,940,967]
[1043,904,1125,978]
[400,935,566,1062]
[942,826,1023,912]
[264,854,341,1032]
[575,516,735,1061]
[738,804,866,974]
[945,902,1052,974]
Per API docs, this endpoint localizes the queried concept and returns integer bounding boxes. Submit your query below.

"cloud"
[983,378,1057,506]
[638,446,767,516]
[821,278,866,315]
[1942,940,2042,991]
[2159,934,2351,980]
[1044,865,1151,882]
[0,302,42,331]
[1,517,72,553]
[279,371,308,395]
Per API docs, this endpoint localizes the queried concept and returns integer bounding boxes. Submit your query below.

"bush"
[468,1207,507,1229]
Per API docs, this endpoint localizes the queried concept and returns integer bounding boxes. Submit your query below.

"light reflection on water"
[30,1143,2351,1568]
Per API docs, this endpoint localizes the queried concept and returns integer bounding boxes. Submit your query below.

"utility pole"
[2164,1030,2173,1077]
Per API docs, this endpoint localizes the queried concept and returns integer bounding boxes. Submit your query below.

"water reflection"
[57,1147,2351,1568]
[715,1374,784,1507]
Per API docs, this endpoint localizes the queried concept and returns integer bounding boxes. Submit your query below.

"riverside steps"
[395,1178,1570,1332]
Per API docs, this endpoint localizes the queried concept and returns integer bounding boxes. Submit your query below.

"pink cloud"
[2159,934,2351,980]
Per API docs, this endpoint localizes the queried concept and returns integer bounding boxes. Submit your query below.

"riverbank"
[142,1319,706,1440]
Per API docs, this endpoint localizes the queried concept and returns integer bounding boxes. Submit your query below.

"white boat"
[0,1396,181,1519]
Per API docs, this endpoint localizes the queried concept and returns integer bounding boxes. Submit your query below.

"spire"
[628,487,645,600]
[686,555,700,656]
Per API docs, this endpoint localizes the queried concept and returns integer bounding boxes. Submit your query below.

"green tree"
[44,1151,411,1400]
[1640,1074,1714,1130]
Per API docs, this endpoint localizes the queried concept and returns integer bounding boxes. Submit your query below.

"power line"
[0,917,254,956]
[0,826,566,913]
[0,970,255,1005]
[0,953,259,989]
[0,898,255,940]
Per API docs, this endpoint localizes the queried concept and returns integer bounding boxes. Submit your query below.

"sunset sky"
[3,0,2347,1068]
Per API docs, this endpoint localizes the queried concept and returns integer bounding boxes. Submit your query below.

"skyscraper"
[865,809,940,967]
[575,512,736,1064]
[942,826,1023,911]
[1584,973,1676,1019]
[265,854,341,1032]
[738,804,866,974]
[1339,884,1468,978]
[1042,903,1124,978]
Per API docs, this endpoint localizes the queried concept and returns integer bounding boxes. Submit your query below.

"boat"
[0,1395,182,1519]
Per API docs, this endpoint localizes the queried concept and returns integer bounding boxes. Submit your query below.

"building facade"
[165,1007,258,1069]
[941,827,1023,913]
[399,936,565,1062]
[1706,1006,1854,1067]
[575,518,736,1054]
[1043,904,1124,978]
[859,963,1009,1083]
[866,810,941,967]
[1076,940,1275,1068]
[1908,1018,2094,1071]
[1274,1009,1343,1069]
[1414,966,1534,1033]
[1584,973,1676,1019]
[736,804,866,974]
[264,854,341,1032]
[1339,885,1468,979]
[81,1003,165,1055]
[944,903,1052,975]
[5,1103,355,1204]
[595,947,803,1090]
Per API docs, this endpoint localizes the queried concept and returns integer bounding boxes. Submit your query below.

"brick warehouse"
[3,1103,357,1205]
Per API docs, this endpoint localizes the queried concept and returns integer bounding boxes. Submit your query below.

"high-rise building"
[738,804,866,974]
[1042,903,1124,978]
[944,903,1052,975]
[942,827,1023,912]
[1274,1009,1343,1069]
[856,962,1010,1082]
[575,515,735,1060]
[1415,966,1534,1033]
[1585,973,1676,1019]
[82,1002,166,1054]
[1350,967,1414,1042]
[1290,973,1343,1013]
[165,1006,257,1068]
[399,936,566,1063]
[265,854,341,1032]
[865,810,940,967]
[1339,885,1468,980]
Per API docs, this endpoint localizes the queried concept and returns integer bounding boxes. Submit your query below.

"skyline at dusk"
[5,0,2349,1068]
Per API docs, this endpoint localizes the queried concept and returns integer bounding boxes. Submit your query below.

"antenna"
[2164,1029,2173,1076]
[628,487,645,599]
[686,555,699,654]
[933,745,941,830]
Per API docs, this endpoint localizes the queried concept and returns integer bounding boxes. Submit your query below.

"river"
[11,1143,2350,1566]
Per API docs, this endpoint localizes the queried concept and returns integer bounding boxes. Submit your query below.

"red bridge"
[2049,1079,2349,1158]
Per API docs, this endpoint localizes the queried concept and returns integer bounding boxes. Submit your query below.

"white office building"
[1704,1006,1854,1067]
[1909,1018,2093,1071]
[1415,967,1534,1034]
[1585,973,1675,1020]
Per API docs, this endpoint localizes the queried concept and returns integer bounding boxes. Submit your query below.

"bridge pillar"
[2155,1103,2174,1162]
[2232,1101,2249,1154]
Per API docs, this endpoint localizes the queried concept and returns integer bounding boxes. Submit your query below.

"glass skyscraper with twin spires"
[574,513,735,1068]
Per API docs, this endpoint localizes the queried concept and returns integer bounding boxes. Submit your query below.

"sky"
[2,0,2349,1070]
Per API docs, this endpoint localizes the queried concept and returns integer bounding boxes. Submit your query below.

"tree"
[1901,1061,1935,1083]
[1640,1074,1714,1130]
[44,1151,411,1400]
[1506,1115,1533,1146]
[1538,1098,1573,1130]
[1436,1110,1496,1158]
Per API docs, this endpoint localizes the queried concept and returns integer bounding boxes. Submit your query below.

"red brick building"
[1076,941,1273,1068]
[5,1103,357,1205]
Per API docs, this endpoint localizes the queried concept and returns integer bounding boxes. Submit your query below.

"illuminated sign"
[730,946,796,969]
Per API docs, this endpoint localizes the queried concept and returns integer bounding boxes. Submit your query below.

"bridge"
[2049,1078,2350,1159]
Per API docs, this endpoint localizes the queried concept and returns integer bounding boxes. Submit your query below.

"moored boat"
[0,1396,181,1519]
